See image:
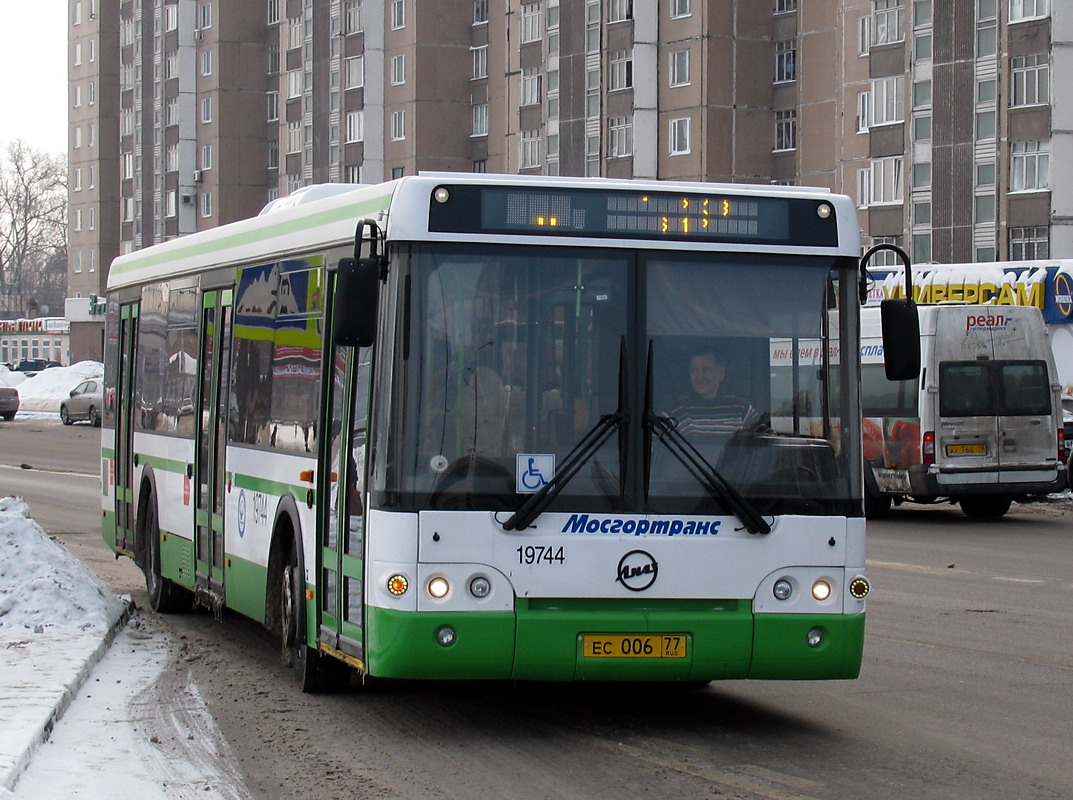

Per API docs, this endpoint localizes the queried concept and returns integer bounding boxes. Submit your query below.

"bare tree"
[0,140,67,318]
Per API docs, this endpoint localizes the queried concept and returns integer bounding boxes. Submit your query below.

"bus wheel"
[279,538,347,692]
[960,496,1011,519]
[143,497,190,613]
[865,490,892,519]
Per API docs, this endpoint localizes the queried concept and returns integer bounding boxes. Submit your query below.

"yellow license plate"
[582,634,688,659]
[946,443,987,456]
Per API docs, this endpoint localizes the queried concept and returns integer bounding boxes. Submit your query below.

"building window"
[473,0,488,24]
[912,234,931,264]
[609,50,632,91]
[857,91,870,133]
[200,191,212,218]
[287,121,302,152]
[1011,54,1049,107]
[775,40,796,83]
[345,111,363,143]
[671,0,690,18]
[866,236,904,266]
[975,194,996,224]
[521,4,542,43]
[200,97,212,123]
[267,0,280,24]
[472,45,488,79]
[287,70,302,98]
[870,156,904,204]
[521,67,541,106]
[344,1,362,32]
[391,55,405,85]
[670,50,690,87]
[1010,0,1048,23]
[267,91,279,121]
[775,0,796,12]
[669,117,691,155]
[268,139,279,169]
[391,0,405,30]
[873,0,905,45]
[977,23,998,57]
[912,162,931,189]
[472,103,488,136]
[391,110,406,140]
[1010,140,1049,191]
[74,43,82,66]
[73,168,82,191]
[870,76,904,125]
[345,56,364,89]
[608,0,632,22]
[201,144,212,170]
[1009,226,1049,259]
[775,110,796,151]
[609,116,633,157]
[976,110,996,141]
[201,49,212,77]
[520,130,541,168]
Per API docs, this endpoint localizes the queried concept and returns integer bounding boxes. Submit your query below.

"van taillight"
[1058,428,1066,463]
[922,431,936,465]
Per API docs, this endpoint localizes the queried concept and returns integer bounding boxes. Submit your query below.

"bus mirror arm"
[860,243,921,382]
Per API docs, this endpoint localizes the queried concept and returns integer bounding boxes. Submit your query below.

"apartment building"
[67,0,1069,357]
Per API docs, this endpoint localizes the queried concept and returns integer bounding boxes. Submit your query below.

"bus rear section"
[862,304,1066,518]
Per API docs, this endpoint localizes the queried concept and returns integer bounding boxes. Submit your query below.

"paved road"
[4,415,1071,798]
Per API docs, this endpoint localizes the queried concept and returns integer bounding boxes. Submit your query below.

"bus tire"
[142,494,190,613]
[278,533,348,693]
[960,496,1011,519]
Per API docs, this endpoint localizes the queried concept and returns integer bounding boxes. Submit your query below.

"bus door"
[194,289,233,611]
[114,303,139,556]
[317,344,370,664]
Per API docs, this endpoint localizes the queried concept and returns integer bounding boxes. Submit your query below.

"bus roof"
[107,173,860,291]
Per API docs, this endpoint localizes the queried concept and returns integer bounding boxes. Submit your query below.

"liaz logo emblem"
[616,550,658,592]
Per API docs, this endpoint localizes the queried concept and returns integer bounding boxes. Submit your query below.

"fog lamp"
[811,579,832,601]
[428,577,450,599]
[849,577,871,599]
[469,576,491,598]
[807,627,824,648]
[386,574,409,596]
[435,625,457,646]
[773,579,793,601]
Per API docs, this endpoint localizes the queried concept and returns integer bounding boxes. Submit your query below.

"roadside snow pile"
[0,497,124,633]
[0,362,103,413]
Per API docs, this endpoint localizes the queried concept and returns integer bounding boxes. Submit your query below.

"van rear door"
[934,308,1056,481]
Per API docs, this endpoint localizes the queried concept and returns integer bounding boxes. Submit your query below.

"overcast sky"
[0,5,68,156]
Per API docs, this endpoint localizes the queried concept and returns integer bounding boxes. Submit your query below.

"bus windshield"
[375,243,855,517]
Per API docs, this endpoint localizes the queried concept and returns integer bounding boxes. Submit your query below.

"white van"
[861,304,1066,518]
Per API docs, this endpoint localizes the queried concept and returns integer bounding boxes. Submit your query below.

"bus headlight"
[773,579,793,600]
[428,576,450,599]
[386,574,409,596]
[811,579,832,601]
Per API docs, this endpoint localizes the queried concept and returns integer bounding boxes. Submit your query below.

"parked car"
[14,358,61,374]
[0,385,18,421]
[1063,395,1073,474]
[60,379,104,427]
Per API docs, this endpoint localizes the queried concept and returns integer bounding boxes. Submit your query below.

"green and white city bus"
[102,174,885,690]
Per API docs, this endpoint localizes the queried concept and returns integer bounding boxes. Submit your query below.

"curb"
[0,596,133,794]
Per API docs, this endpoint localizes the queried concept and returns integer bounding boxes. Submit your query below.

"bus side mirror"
[333,256,380,347]
[880,298,920,381]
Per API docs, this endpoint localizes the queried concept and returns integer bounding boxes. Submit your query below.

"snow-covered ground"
[0,362,103,414]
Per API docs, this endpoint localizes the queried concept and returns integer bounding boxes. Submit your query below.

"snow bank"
[0,497,124,633]
[0,362,103,412]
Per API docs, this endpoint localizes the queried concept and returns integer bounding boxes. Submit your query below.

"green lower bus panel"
[366,606,516,679]
[748,613,866,680]
[160,533,195,590]
[366,600,864,682]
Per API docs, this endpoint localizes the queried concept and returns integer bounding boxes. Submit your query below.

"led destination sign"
[428,185,839,246]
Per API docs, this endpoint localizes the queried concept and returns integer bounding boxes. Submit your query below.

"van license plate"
[582,634,687,659]
[946,443,987,456]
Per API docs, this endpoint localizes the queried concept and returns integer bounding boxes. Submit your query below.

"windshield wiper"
[642,343,770,535]
[503,339,629,531]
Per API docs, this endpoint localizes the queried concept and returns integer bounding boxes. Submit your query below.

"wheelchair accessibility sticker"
[516,454,555,493]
